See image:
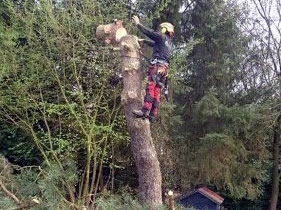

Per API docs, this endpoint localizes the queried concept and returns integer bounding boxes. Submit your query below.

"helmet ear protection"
[161,27,167,34]
[160,22,174,36]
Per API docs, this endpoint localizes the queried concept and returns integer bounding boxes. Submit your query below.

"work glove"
[157,66,168,77]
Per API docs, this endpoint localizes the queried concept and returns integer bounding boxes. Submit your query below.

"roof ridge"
[197,187,224,204]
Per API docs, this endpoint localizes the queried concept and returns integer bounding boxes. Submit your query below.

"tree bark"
[119,35,163,209]
[268,115,281,210]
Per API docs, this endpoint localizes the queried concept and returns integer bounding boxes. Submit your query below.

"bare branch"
[0,178,21,205]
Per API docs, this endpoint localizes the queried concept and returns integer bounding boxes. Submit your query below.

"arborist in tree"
[131,15,174,122]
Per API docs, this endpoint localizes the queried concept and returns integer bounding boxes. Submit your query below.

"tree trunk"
[269,115,281,210]
[120,35,162,209]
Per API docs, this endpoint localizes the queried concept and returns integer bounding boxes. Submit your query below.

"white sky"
[237,0,280,38]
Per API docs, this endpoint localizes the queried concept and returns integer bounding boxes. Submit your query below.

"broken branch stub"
[96,19,128,45]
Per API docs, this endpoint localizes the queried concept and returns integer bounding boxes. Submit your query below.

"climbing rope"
[120,48,152,68]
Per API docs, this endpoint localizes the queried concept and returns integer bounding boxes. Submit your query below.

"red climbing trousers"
[143,64,169,118]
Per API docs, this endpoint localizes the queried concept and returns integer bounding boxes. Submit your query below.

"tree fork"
[96,22,162,208]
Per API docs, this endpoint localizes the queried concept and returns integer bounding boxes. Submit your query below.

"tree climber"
[131,15,174,122]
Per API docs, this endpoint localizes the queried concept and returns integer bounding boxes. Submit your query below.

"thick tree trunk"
[269,115,281,210]
[120,35,162,209]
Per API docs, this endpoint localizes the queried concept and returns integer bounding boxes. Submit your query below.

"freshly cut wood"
[167,191,175,210]
[96,20,128,44]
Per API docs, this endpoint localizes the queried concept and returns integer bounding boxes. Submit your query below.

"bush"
[96,189,189,210]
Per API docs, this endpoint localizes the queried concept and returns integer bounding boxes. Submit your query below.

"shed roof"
[180,187,224,205]
[197,187,224,204]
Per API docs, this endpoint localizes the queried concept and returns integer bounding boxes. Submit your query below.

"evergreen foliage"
[0,0,280,209]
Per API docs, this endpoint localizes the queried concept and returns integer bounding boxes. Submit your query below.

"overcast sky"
[240,0,280,41]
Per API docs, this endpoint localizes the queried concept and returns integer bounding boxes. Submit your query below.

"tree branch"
[0,178,21,205]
